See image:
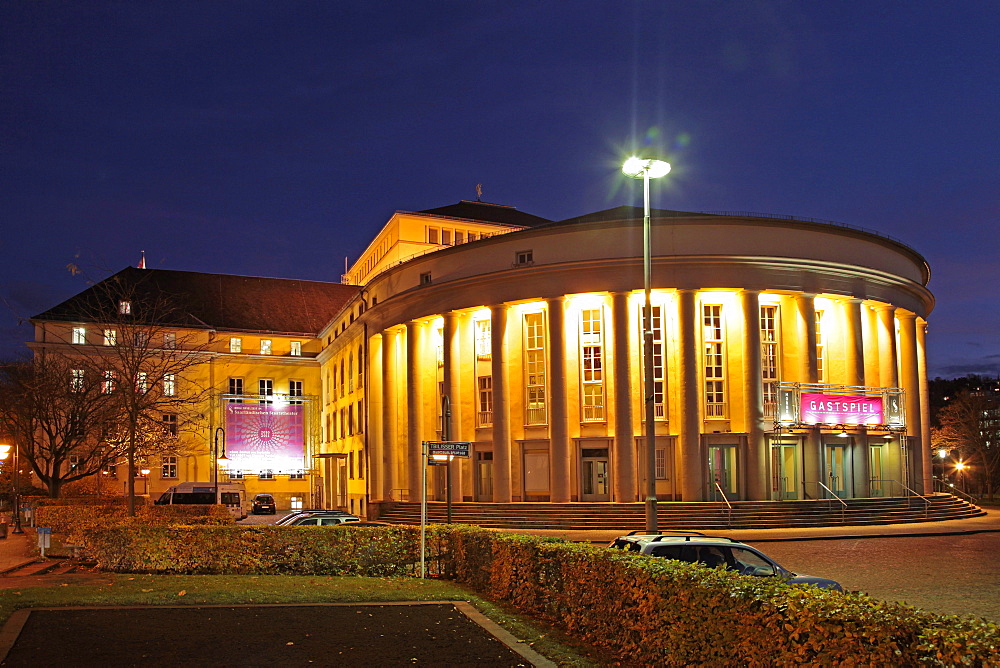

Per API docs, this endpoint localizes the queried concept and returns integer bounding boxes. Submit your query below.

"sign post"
[420,439,471,578]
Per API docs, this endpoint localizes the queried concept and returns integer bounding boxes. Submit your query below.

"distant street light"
[622,155,671,534]
[214,427,228,504]
[954,460,968,493]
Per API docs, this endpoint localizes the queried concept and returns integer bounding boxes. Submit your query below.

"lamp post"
[954,460,967,493]
[0,443,24,534]
[937,449,948,488]
[622,156,671,534]
[214,427,227,504]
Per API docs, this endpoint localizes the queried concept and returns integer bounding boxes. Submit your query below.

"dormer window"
[260,339,272,355]
[119,300,131,315]
[420,272,432,285]
[72,327,87,345]
[514,250,534,267]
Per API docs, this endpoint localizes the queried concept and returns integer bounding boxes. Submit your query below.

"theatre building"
[29,201,934,514]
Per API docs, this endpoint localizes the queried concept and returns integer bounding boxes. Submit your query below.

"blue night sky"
[2,2,997,378]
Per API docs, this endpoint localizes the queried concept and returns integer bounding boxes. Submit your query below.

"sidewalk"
[0,526,35,574]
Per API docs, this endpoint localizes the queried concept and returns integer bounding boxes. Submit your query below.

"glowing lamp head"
[0,445,10,460]
[622,156,671,179]
[937,449,949,459]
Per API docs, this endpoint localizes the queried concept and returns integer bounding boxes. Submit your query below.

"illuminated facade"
[30,201,934,512]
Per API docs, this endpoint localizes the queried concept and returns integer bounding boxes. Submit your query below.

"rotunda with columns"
[318,202,933,510]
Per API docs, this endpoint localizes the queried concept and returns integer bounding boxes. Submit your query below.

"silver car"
[609,532,843,591]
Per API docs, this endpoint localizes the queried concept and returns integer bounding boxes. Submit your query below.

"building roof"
[32,267,359,335]
[417,200,551,228]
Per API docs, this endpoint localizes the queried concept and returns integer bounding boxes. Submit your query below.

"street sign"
[424,441,471,458]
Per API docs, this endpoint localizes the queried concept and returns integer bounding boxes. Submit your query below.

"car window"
[729,547,776,576]
[697,546,727,569]
[296,518,320,525]
[320,518,343,525]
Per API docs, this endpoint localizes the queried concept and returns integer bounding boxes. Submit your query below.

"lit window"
[760,305,780,419]
[475,319,492,359]
[161,454,177,478]
[134,332,149,347]
[162,414,178,437]
[655,447,668,480]
[163,333,176,349]
[71,368,84,392]
[478,376,493,427]
[524,312,547,425]
[72,327,86,345]
[289,380,303,405]
[103,329,117,346]
[102,370,116,394]
[580,308,604,421]
[703,304,726,418]
[259,379,273,403]
[260,339,272,355]
[119,300,131,315]
[815,310,826,383]
[290,341,302,357]
[290,496,303,510]
[136,372,148,394]
[228,377,243,403]
[163,373,176,396]
[642,305,666,419]
[230,337,242,353]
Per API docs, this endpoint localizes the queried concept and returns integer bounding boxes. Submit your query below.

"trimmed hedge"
[35,504,233,546]
[78,523,999,665]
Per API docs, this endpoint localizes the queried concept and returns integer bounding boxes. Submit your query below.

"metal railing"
[802,481,847,523]
[712,482,733,526]
[390,489,410,502]
[871,479,930,517]
[932,476,979,504]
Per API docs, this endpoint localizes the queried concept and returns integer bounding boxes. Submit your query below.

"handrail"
[895,481,931,518]
[712,482,733,526]
[932,477,979,504]
[390,488,410,502]
[802,481,847,523]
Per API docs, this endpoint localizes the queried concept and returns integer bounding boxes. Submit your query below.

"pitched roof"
[417,200,551,228]
[33,267,358,335]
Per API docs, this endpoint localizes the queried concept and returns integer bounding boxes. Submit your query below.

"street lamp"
[936,449,948,487]
[214,427,228,504]
[954,460,967,493]
[622,155,671,534]
[0,443,24,534]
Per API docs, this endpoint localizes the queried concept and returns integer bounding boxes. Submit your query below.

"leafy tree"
[932,389,1000,500]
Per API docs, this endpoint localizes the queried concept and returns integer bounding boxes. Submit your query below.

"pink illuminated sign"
[800,393,883,425]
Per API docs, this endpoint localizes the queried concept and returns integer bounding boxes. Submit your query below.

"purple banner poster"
[225,403,305,472]
[800,393,883,425]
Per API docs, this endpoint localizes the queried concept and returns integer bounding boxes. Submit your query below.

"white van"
[154,482,248,519]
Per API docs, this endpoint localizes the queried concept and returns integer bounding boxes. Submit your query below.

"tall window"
[357,344,364,388]
[475,319,492,358]
[760,305,779,418]
[118,300,131,315]
[289,380,303,404]
[260,339,272,355]
[524,312,547,424]
[477,376,493,427]
[339,360,345,396]
[135,331,149,347]
[259,379,273,403]
[703,304,726,418]
[163,373,176,397]
[72,327,86,344]
[228,377,243,403]
[102,370,116,394]
[230,337,242,353]
[162,414,178,437]
[135,372,148,394]
[163,333,176,349]
[290,341,302,356]
[815,310,826,383]
[644,305,666,419]
[103,329,117,346]
[580,308,605,421]
[71,369,85,392]
[348,352,355,392]
[161,454,177,478]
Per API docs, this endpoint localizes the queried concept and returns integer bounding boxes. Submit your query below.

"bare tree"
[0,357,121,497]
[33,269,212,513]
[932,389,1000,500]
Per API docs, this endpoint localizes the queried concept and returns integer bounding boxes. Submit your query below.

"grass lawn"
[0,574,603,667]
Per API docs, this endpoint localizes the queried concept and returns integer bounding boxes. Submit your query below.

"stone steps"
[374,493,984,530]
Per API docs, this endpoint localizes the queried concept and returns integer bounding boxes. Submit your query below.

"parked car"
[251,493,277,515]
[275,510,359,526]
[335,521,396,528]
[277,511,361,526]
[608,531,843,591]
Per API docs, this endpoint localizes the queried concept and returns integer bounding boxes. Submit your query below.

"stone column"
[406,321,423,502]
[381,328,399,500]
[491,304,512,502]
[877,306,899,388]
[917,318,932,494]
[796,293,819,383]
[442,311,463,502]
[846,299,866,386]
[677,289,702,501]
[611,291,636,501]
[547,297,570,502]
[369,333,384,502]
[898,312,923,492]
[741,290,767,500]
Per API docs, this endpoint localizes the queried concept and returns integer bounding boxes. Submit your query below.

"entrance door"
[580,448,610,501]
[475,451,493,501]
[708,445,738,501]
[770,443,798,500]
[869,445,884,497]
[825,445,849,498]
